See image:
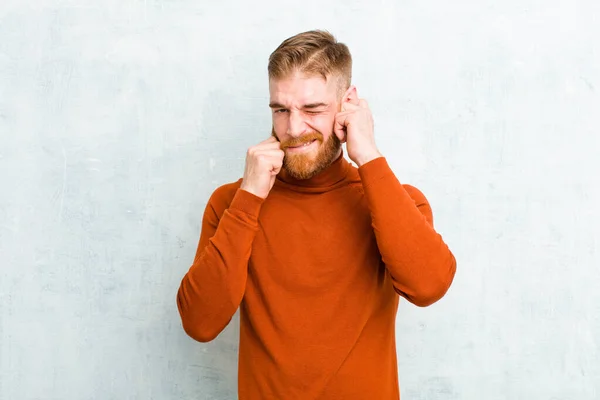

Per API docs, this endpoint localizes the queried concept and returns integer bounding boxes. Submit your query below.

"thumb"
[334,113,347,143]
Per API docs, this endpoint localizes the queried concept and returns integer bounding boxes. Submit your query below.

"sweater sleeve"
[177,187,264,342]
[358,157,457,307]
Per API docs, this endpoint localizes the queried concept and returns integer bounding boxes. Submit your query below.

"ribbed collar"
[274,149,351,193]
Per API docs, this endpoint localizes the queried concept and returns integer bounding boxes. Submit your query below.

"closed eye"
[273,109,323,114]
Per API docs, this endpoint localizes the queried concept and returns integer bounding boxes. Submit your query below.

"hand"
[240,136,285,199]
[334,87,382,167]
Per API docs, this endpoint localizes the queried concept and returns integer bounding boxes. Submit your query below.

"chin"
[282,135,341,180]
[284,166,321,180]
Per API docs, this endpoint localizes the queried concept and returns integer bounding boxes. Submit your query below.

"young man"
[177,30,457,399]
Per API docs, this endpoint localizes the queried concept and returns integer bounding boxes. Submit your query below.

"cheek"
[310,114,336,135]
[272,115,287,135]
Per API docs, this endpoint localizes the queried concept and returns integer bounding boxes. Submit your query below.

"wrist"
[355,151,383,167]
[240,183,266,199]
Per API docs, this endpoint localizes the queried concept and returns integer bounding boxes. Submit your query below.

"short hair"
[268,30,352,94]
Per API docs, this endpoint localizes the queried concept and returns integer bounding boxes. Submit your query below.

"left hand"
[334,87,383,167]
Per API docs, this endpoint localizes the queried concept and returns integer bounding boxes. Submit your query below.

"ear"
[341,85,359,106]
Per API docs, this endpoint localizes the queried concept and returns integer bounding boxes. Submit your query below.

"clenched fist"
[240,137,285,199]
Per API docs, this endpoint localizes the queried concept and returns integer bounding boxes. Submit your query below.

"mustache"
[278,132,324,150]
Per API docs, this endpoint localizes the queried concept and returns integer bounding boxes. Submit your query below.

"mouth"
[288,139,317,151]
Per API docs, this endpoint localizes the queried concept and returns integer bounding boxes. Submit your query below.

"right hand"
[240,137,285,199]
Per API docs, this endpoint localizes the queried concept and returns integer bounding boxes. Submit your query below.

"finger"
[249,147,284,161]
[341,101,360,112]
[257,140,285,150]
[254,148,285,158]
[335,111,351,127]
[257,153,284,173]
[358,98,369,109]
[271,161,284,175]
[334,114,348,143]
[335,110,354,119]
[261,136,278,143]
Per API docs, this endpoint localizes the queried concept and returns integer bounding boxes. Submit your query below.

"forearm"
[177,189,263,341]
[358,158,456,306]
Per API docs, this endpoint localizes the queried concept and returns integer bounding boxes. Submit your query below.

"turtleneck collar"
[274,149,351,193]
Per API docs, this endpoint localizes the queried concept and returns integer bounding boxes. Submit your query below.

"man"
[177,30,457,399]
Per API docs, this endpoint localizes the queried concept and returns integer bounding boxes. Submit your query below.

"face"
[269,71,343,180]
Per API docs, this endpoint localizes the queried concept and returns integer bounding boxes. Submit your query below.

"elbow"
[177,293,222,343]
[409,286,450,307]
[404,253,457,307]
[181,318,220,343]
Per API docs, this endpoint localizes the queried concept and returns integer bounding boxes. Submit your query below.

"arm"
[177,187,264,342]
[358,157,457,307]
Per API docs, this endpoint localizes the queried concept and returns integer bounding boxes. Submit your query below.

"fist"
[240,137,285,199]
[333,86,382,167]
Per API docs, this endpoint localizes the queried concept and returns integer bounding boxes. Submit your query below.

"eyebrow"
[269,102,329,109]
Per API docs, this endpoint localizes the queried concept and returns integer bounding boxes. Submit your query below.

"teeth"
[290,140,314,149]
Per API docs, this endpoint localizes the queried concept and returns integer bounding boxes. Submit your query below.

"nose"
[286,110,308,138]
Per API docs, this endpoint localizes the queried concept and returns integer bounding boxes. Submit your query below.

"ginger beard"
[271,127,342,180]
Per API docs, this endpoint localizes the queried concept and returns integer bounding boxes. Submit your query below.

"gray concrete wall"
[1,1,599,399]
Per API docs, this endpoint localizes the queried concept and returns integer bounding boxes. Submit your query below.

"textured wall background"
[1,0,599,399]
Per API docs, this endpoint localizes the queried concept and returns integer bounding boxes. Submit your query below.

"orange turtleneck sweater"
[177,150,456,399]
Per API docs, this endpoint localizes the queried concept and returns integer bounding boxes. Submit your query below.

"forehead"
[269,72,337,104]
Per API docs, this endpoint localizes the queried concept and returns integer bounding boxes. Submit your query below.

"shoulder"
[205,178,243,218]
